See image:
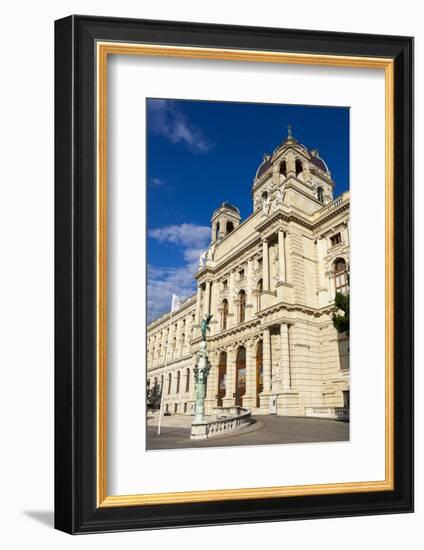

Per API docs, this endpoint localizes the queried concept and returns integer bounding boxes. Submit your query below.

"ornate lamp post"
[190,314,213,440]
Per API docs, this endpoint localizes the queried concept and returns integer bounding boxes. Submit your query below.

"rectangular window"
[343,390,350,408]
[222,279,228,290]
[239,269,245,280]
[330,233,342,247]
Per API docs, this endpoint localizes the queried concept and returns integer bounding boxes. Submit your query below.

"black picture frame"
[55,15,414,534]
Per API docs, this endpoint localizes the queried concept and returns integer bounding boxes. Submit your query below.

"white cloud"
[147,223,211,322]
[149,177,165,188]
[147,264,196,323]
[149,223,211,250]
[148,99,213,153]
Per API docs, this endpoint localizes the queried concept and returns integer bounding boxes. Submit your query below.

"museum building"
[147,129,350,418]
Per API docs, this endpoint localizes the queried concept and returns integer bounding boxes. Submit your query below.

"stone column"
[280,323,291,390]
[246,258,253,319]
[262,238,270,291]
[278,229,286,283]
[243,341,257,408]
[272,162,280,187]
[228,270,235,327]
[286,152,296,176]
[223,348,236,407]
[205,280,211,315]
[262,327,272,392]
[209,280,218,334]
[284,232,291,283]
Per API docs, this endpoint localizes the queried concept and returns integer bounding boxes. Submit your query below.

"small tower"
[211,202,241,243]
[252,125,335,215]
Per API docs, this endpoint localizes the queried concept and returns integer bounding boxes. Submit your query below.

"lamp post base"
[190,421,208,440]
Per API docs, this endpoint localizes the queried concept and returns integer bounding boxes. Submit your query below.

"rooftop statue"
[198,250,207,270]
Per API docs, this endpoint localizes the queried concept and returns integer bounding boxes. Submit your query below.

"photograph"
[145,98,350,450]
[51,11,413,535]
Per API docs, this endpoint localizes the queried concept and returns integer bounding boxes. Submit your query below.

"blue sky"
[147,98,349,322]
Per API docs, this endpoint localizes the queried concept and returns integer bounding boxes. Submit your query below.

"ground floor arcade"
[147,310,349,419]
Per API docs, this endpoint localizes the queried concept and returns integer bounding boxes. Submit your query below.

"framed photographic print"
[54,15,413,533]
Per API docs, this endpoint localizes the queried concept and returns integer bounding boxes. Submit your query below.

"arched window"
[295,159,303,176]
[239,290,246,323]
[226,221,234,234]
[261,190,268,200]
[176,371,181,394]
[167,372,172,394]
[280,160,287,177]
[334,258,349,295]
[185,368,190,393]
[221,299,229,331]
[180,333,185,355]
[317,186,324,203]
[160,375,164,394]
[215,222,220,241]
[153,377,158,396]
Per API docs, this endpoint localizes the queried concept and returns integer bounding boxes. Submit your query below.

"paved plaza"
[146,415,349,450]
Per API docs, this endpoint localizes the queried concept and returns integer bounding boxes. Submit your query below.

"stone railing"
[191,406,252,440]
[207,407,252,437]
[305,406,349,421]
[314,191,349,219]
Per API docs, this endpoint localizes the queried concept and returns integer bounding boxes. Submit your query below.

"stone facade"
[147,130,350,417]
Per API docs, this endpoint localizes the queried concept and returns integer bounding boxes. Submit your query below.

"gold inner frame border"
[96,42,394,508]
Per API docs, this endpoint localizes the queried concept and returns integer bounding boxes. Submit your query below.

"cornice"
[147,295,197,332]
[148,352,194,372]
[207,317,261,343]
[313,202,350,230]
[257,300,336,320]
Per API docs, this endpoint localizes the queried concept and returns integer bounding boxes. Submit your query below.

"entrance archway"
[235,347,246,406]
[256,340,263,407]
[217,351,227,407]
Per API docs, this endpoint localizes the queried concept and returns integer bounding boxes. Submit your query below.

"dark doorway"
[235,347,246,406]
[256,340,263,407]
[217,351,227,406]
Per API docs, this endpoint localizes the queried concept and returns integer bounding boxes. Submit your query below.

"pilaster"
[242,340,257,409]
[278,228,287,283]
[262,238,270,291]
[280,323,291,390]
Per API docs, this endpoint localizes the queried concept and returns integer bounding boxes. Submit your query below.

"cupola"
[211,202,241,243]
